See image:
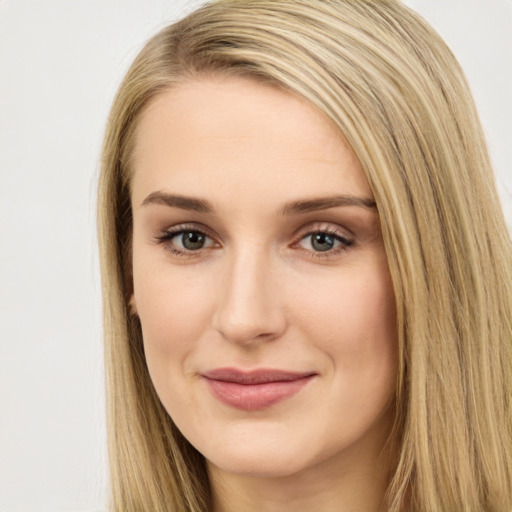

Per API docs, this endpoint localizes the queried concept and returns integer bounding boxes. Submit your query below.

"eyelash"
[155,224,216,258]
[154,223,354,259]
[295,227,354,258]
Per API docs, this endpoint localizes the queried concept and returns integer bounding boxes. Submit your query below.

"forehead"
[130,76,372,207]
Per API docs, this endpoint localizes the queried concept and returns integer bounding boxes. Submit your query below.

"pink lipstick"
[202,368,316,411]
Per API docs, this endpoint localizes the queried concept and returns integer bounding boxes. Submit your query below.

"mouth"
[201,368,317,411]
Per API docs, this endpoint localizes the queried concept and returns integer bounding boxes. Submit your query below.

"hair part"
[98,1,512,510]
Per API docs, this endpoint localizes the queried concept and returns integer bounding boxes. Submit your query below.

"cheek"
[133,264,216,418]
[132,256,216,371]
[297,263,395,335]
[295,264,397,381]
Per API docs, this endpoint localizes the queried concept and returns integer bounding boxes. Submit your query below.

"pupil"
[182,231,205,250]
[312,233,334,252]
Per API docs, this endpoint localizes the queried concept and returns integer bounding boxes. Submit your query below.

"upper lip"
[202,368,317,385]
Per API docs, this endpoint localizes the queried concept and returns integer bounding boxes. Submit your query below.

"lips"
[202,368,316,411]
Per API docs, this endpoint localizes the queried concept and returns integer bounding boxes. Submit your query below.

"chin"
[206,448,309,479]
[195,424,310,478]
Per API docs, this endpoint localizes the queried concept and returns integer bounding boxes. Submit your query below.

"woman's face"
[130,76,398,479]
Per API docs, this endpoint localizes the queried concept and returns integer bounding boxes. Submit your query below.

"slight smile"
[201,368,317,411]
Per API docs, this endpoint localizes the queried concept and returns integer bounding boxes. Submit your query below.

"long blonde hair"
[98,1,512,510]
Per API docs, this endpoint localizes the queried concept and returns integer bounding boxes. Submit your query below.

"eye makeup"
[153,220,355,260]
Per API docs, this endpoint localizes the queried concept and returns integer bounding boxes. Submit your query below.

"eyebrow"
[142,191,213,213]
[281,195,376,215]
[141,191,377,214]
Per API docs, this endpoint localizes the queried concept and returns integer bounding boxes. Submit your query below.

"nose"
[212,249,287,346]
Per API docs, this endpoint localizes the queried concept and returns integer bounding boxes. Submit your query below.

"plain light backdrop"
[0,1,510,511]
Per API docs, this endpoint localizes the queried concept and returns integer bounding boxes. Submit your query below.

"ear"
[128,294,139,317]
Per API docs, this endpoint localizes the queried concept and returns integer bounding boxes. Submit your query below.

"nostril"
[216,321,277,345]
[213,307,287,346]
[211,256,287,344]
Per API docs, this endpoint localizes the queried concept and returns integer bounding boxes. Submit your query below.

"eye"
[297,229,353,255]
[156,226,218,256]
[176,231,210,250]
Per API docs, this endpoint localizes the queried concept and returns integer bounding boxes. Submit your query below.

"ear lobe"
[128,294,139,317]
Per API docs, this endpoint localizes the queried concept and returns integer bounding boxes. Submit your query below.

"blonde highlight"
[98,1,512,510]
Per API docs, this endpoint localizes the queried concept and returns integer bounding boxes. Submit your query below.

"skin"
[130,76,398,512]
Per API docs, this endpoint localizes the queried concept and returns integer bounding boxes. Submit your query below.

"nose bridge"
[213,243,285,345]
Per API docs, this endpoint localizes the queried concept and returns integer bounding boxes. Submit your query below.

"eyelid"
[153,221,354,259]
[154,222,221,256]
[293,221,354,242]
[291,222,355,257]
[156,222,218,241]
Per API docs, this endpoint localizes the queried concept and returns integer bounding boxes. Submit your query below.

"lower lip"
[204,376,314,411]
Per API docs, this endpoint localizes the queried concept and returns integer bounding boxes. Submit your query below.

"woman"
[97,1,512,511]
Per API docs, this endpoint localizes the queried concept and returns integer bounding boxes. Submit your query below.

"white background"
[0,1,510,511]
